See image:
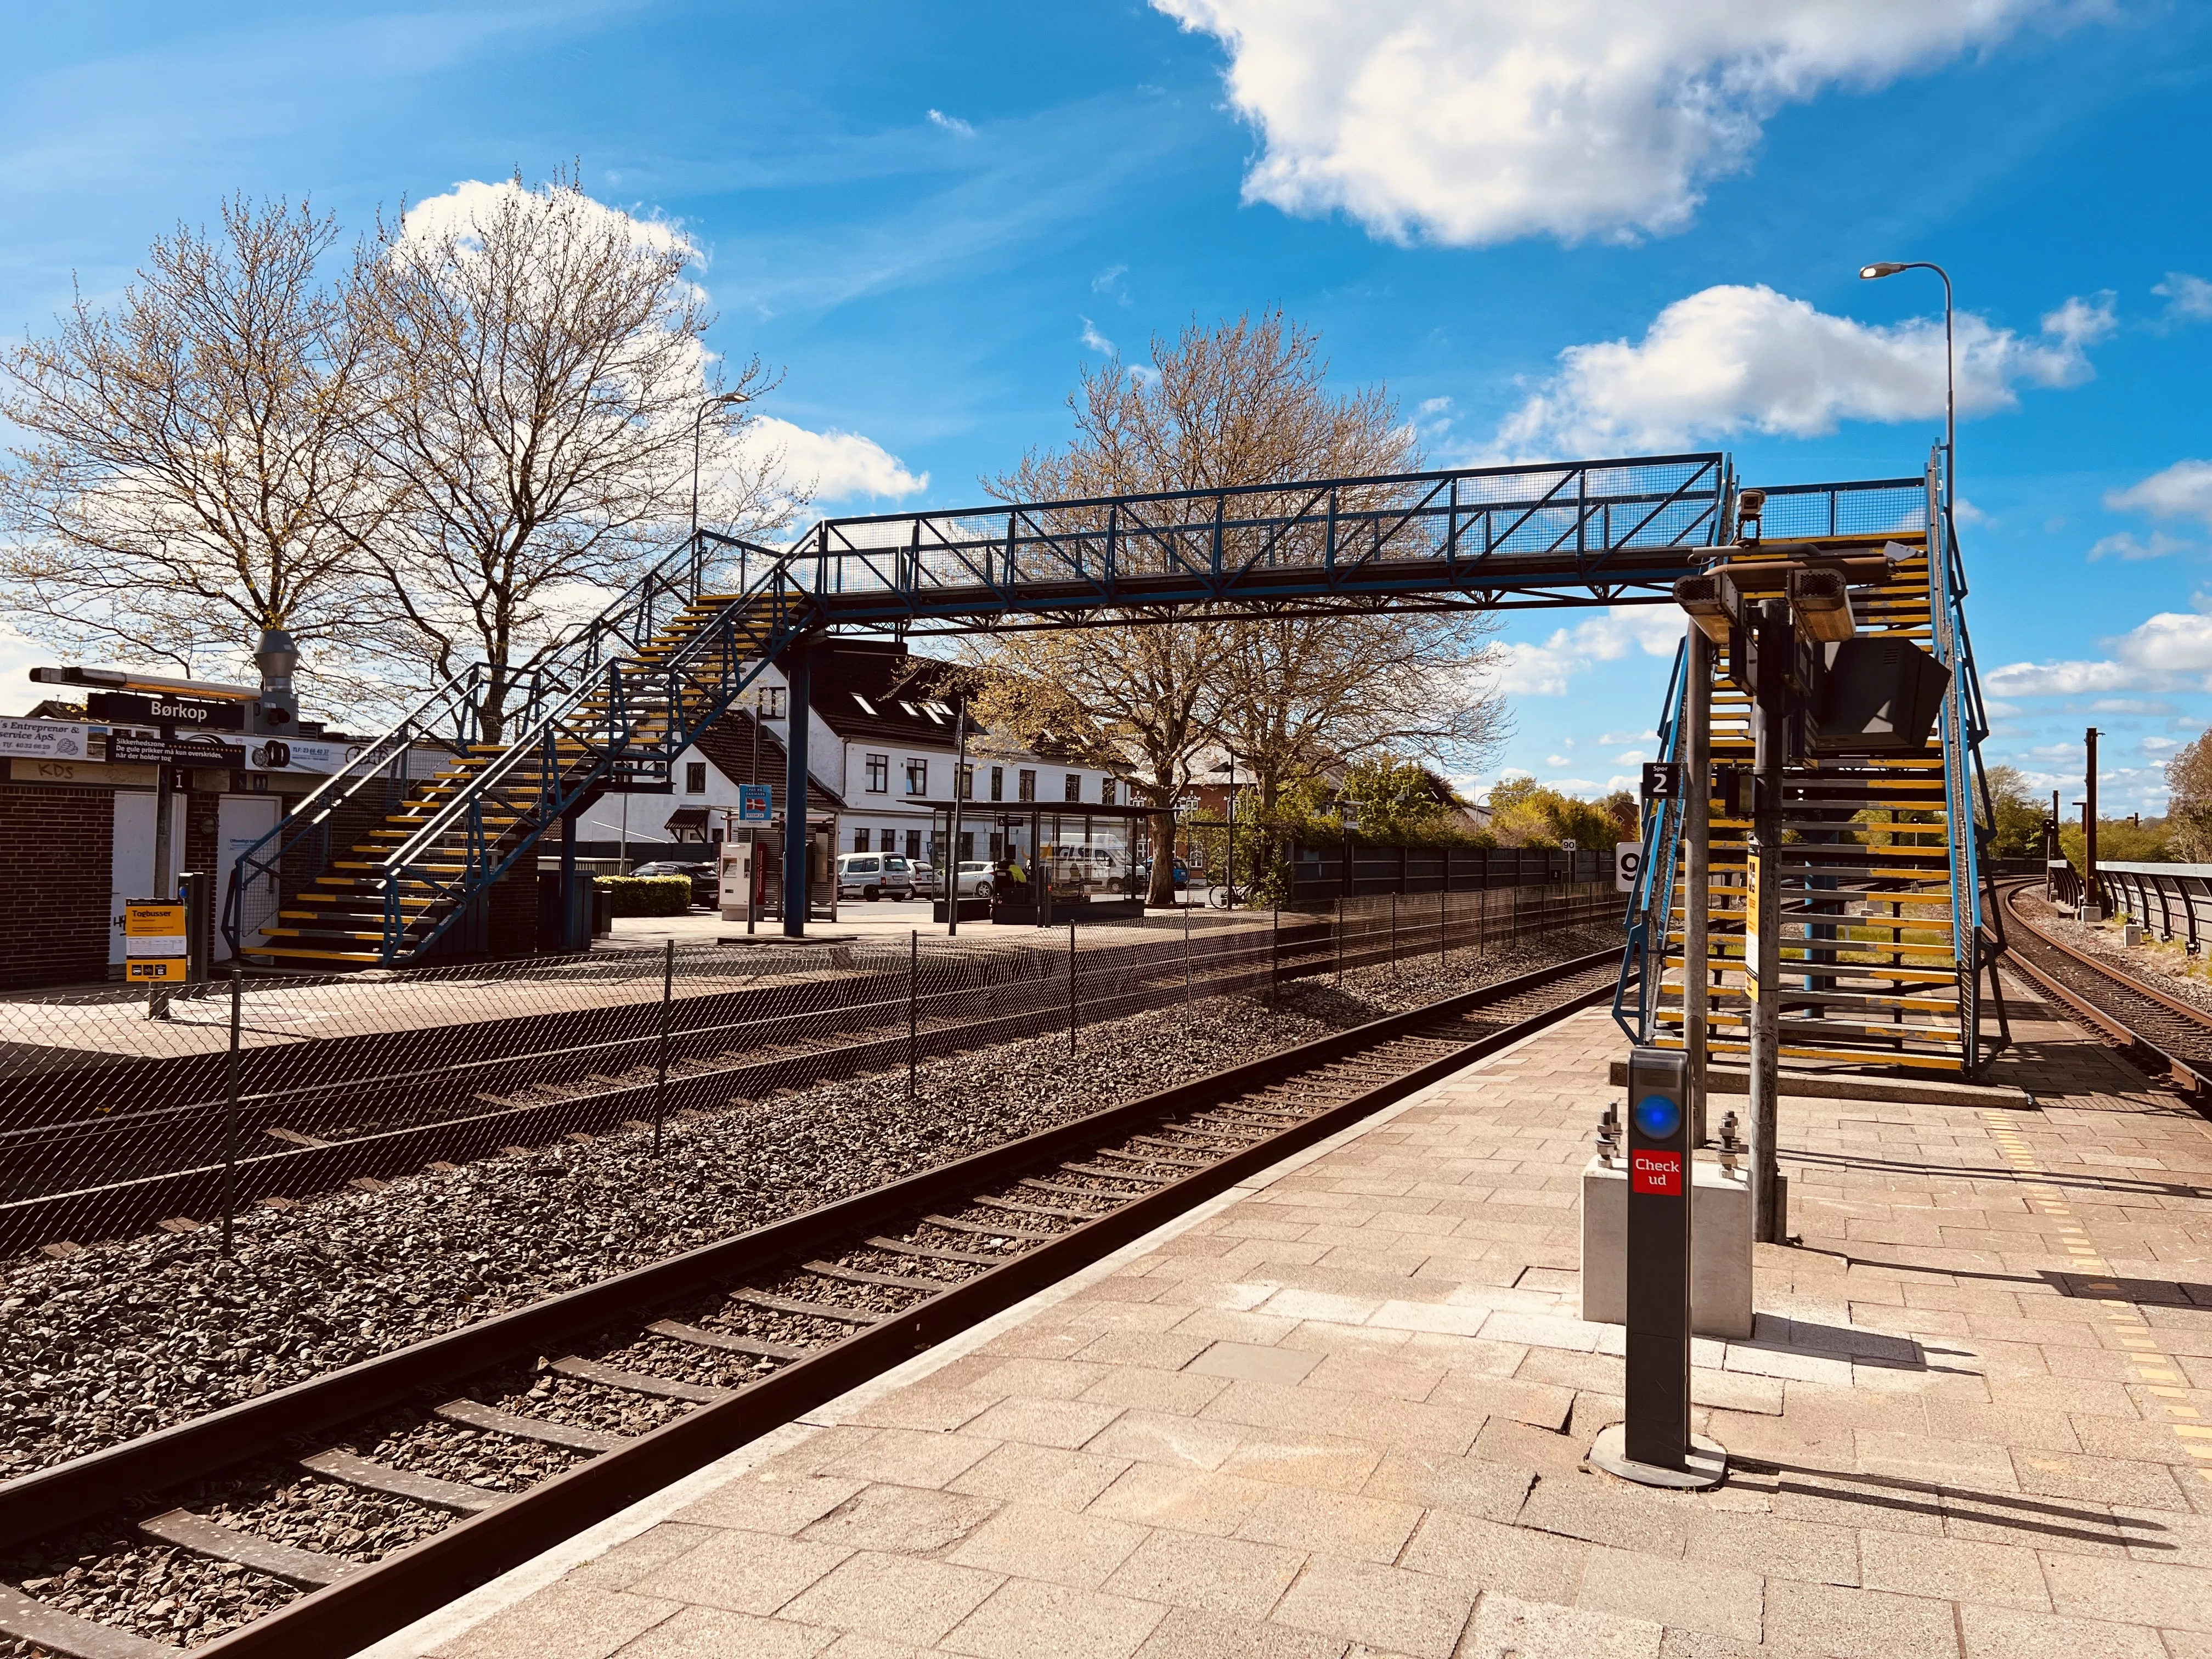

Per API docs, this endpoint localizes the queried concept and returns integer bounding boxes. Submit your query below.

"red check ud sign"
[1630,1150,1682,1195]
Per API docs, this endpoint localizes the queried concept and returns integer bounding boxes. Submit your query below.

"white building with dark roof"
[565,639,1124,868]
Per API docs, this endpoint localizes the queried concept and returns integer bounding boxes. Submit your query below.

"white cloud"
[401,177,692,259]
[1149,0,2070,247]
[1613,749,1649,765]
[1091,264,1129,298]
[1079,316,1117,355]
[2155,272,2212,324]
[1545,754,1573,768]
[1985,602,2212,697]
[1953,496,1990,526]
[738,416,927,503]
[1489,606,1683,696]
[2088,530,2193,562]
[927,108,975,137]
[2108,460,2212,528]
[1499,284,2114,455]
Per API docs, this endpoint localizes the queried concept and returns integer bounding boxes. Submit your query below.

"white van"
[836,852,917,900]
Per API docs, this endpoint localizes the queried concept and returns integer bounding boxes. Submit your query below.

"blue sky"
[4,1,2210,810]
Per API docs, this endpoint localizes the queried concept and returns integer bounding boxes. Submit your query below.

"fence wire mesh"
[0,883,1612,1257]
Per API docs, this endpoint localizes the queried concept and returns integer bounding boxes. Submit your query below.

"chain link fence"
[0,883,1613,1257]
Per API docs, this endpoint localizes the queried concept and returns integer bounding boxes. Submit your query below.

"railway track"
[0,950,1617,1659]
[1999,880,2212,1091]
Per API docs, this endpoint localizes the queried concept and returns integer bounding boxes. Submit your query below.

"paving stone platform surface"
[404,990,2212,1659]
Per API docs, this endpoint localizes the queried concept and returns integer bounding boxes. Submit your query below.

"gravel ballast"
[2015,889,2212,1017]
[0,923,1616,1494]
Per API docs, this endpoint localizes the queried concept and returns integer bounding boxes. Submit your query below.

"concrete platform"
[371,989,2212,1659]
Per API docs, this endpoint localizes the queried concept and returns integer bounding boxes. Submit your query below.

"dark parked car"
[630,859,717,906]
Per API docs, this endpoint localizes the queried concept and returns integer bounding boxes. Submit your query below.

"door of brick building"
[108,791,186,968]
[217,795,280,961]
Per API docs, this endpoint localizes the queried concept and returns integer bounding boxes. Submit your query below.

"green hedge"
[595,874,697,916]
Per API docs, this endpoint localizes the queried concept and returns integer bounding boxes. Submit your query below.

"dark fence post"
[1068,921,1078,1060]
[908,928,918,1099]
[1335,896,1343,984]
[1183,899,1192,1007]
[1270,906,1279,1002]
[1390,893,1398,974]
[653,939,673,1153]
[1440,888,1448,964]
[220,967,241,1257]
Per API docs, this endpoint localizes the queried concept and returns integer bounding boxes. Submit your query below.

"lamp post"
[1858,261,1955,523]
[690,391,753,550]
[1211,752,1238,906]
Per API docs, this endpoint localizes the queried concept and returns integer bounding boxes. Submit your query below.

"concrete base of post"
[1579,1154,1755,1340]
[2076,902,2106,923]
[1588,1425,1728,1491]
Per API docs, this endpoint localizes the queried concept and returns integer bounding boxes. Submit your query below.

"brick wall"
[0,785,114,990]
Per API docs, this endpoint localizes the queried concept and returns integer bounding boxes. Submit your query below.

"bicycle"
[1206,881,1244,911]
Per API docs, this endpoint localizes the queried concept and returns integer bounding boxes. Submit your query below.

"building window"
[865,753,889,793]
[960,831,975,861]
[905,758,928,795]
[957,764,974,800]
[1018,768,1036,802]
[905,829,922,860]
[1101,778,1115,806]
[1064,772,1081,802]
[990,765,1004,802]
[854,828,871,851]
[685,761,708,794]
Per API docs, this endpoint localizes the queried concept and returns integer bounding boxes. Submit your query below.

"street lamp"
[1211,752,1238,906]
[691,391,753,545]
[1858,261,1955,526]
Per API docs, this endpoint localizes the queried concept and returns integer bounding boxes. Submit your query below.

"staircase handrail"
[1925,453,1984,1056]
[219,527,784,956]
[371,557,811,899]
[1613,635,1690,1042]
[220,663,487,956]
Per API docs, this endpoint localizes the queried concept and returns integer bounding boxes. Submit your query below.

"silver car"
[836,852,917,900]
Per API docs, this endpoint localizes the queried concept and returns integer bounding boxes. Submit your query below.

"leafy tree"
[1487,778,1633,850]
[1977,764,2049,860]
[2167,732,2212,861]
[2059,816,2174,868]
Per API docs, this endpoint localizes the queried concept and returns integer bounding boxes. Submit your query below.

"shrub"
[595,875,695,916]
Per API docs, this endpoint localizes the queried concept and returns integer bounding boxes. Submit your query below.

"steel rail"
[1997,881,2212,1091]
[0,952,1616,1659]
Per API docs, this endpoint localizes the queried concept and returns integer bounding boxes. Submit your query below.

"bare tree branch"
[345,168,794,737]
[0,196,384,693]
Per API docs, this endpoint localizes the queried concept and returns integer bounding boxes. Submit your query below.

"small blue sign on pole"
[737,783,772,824]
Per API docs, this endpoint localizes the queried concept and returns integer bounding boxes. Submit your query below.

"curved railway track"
[1998,879,2212,1092]
[0,950,1618,1659]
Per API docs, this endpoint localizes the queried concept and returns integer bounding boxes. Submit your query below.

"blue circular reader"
[1632,1093,1681,1140]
